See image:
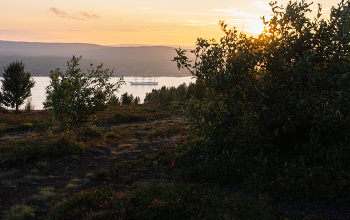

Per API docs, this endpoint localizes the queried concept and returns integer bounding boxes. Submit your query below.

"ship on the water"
[130,77,158,85]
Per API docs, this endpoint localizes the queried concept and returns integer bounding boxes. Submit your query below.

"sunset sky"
[0,0,337,46]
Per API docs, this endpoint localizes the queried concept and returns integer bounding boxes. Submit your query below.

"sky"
[0,0,338,46]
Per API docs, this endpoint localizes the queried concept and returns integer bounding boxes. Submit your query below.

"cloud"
[213,8,259,18]
[50,7,100,20]
[50,7,69,18]
[140,7,151,10]
[250,1,271,11]
[79,11,100,19]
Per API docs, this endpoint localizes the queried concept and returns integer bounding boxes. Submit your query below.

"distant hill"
[0,41,194,77]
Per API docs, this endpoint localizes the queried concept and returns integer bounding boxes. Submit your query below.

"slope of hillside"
[0,41,192,77]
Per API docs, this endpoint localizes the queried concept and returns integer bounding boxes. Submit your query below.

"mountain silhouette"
[0,41,193,77]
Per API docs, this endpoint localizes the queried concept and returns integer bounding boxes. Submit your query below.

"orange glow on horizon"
[0,0,336,46]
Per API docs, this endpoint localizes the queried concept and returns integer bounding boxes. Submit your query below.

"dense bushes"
[144,81,205,104]
[173,0,350,198]
[175,0,350,157]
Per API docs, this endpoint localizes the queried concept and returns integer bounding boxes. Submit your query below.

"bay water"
[1,76,196,110]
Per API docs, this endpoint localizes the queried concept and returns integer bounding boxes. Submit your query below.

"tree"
[121,92,134,105]
[0,61,35,112]
[132,96,141,104]
[44,55,124,129]
[107,95,121,106]
[174,0,350,157]
[120,92,140,105]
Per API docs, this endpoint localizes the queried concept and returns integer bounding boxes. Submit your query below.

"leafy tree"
[0,61,35,112]
[44,55,124,129]
[174,0,350,159]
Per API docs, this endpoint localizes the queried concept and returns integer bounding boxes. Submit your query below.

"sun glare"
[245,18,266,36]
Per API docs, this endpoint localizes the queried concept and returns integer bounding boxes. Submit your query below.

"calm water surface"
[1,77,196,110]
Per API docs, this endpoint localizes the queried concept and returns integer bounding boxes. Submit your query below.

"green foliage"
[46,183,276,220]
[107,95,121,106]
[174,0,350,156]
[144,81,206,104]
[0,60,35,112]
[121,92,140,105]
[173,0,350,199]
[44,55,124,129]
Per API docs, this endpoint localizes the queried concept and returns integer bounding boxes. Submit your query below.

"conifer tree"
[1,61,35,112]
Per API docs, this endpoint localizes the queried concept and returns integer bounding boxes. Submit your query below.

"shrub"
[172,0,350,201]
[174,0,350,167]
[44,55,124,130]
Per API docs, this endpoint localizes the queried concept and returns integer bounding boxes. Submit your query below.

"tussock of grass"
[32,187,56,201]
[65,183,77,190]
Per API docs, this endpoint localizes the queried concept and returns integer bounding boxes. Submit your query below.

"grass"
[32,187,57,201]
[64,183,77,190]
